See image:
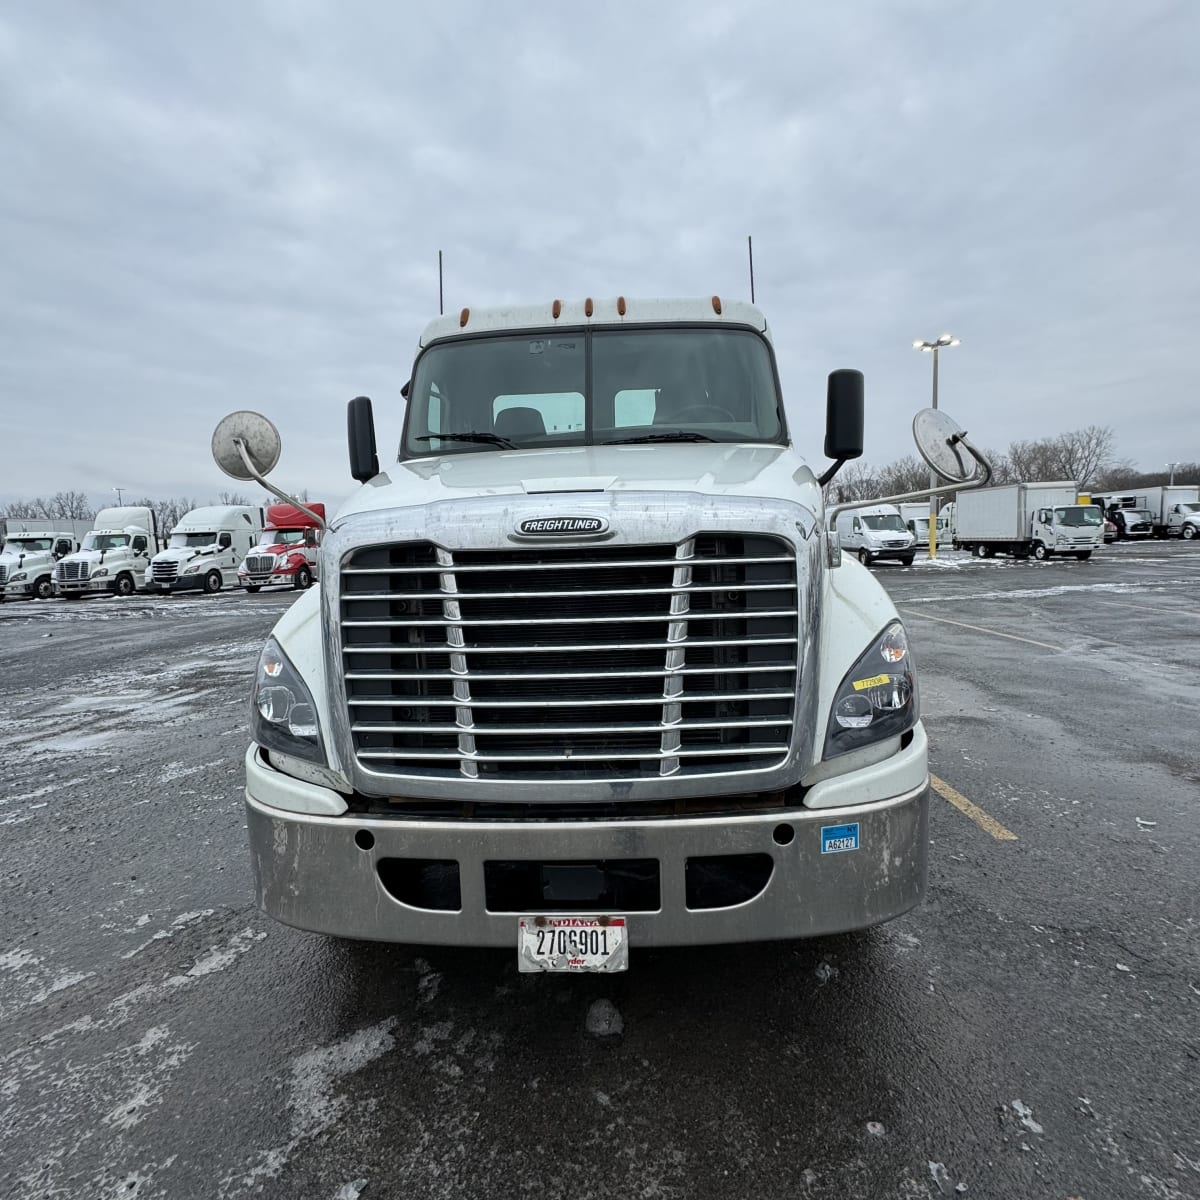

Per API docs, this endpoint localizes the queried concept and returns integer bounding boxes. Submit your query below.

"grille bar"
[342,609,799,629]
[342,636,798,655]
[352,717,791,735]
[342,554,791,576]
[357,745,791,764]
[344,582,792,602]
[344,664,795,683]
[347,691,796,710]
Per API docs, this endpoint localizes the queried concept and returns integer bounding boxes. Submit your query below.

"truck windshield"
[169,532,217,548]
[862,515,906,532]
[83,533,130,551]
[3,538,53,553]
[1181,503,1200,513]
[261,529,307,546]
[1053,507,1102,526]
[402,327,784,457]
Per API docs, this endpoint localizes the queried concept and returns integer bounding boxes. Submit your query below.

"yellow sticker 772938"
[852,673,891,691]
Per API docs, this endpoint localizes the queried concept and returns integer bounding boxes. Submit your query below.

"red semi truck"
[237,503,325,592]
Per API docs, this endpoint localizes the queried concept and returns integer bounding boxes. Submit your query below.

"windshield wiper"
[415,432,517,449]
[603,430,717,444]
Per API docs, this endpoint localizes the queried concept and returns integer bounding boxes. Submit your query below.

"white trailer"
[1095,486,1200,539]
[54,506,162,598]
[145,505,264,594]
[0,519,93,601]
[953,482,1102,560]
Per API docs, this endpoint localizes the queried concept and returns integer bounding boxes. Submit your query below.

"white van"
[836,504,916,566]
[145,505,264,594]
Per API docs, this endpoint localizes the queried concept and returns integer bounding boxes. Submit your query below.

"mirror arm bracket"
[817,458,846,489]
[825,430,992,528]
[233,439,328,531]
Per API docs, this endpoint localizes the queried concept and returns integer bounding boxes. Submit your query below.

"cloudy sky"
[1,1,1197,512]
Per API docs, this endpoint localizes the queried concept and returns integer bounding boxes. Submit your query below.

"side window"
[55,539,71,557]
[132,535,147,553]
[218,532,232,550]
[852,518,861,533]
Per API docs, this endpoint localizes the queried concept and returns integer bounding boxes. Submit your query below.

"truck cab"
[54,506,161,599]
[0,528,84,601]
[211,297,989,967]
[146,505,264,594]
[1169,501,1200,539]
[237,503,324,591]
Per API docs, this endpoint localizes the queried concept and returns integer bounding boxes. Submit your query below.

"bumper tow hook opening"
[772,823,795,846]
[354,829,375,852]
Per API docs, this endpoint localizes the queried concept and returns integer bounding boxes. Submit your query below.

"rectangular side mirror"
[824,369,864,461]
[348,395,380,483]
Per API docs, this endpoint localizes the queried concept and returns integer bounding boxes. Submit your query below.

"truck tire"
[203,570,222,594]
[295,565,314,589]
[1075,551,1092,561]
[857,548,872,566]
[900,556,914,567]
[64,592,83,601]
[33,576,54,600]
[1184,525,1197,540]
[244,585,262,594]
[973,544,989,559]
[114,573,136,597]
[1033,543,1051,560]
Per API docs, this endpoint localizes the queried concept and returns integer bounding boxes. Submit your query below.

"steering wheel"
[666,404,736,424]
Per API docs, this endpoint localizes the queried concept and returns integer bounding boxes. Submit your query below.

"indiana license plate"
[517,916,628,973]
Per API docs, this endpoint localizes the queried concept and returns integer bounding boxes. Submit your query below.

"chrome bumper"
[244,750,929,948]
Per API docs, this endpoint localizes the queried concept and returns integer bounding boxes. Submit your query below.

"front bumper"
[54,578,115,595]
[240,573,294,588]
[145,575,206,592]
[244,743,930,948]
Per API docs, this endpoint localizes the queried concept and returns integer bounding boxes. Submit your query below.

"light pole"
[912,334,961,557]
[113,486,124,505]
[1167,462,1178,485]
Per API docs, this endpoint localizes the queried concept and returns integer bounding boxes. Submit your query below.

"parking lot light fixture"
[913,335,961,558]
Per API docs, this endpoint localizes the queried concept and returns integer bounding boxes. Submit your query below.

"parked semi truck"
[1095,486,1200,539]
[146,505,264,593]
[952,482,1102,560]
[210,296,990,972]
[237,503,324,591]
[0,519,92,601]
[54,506,162,598]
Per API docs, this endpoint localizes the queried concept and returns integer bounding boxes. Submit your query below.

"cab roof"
[418,297,769,347]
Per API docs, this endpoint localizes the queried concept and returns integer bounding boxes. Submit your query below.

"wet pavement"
[1,544,1197,1199]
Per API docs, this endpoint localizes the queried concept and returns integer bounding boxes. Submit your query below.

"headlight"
[92,567,109,578]
[825,622,918,759]
[275,554,290,569]
[251,638,326,764]
[10,572,27,582]
[184,563,203,574]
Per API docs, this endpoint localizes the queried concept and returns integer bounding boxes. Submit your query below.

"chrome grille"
[246,554,275,575]
[151,560,180,582]
[0,565,7,585]
[340,535,798,782]
[58,561,88,581]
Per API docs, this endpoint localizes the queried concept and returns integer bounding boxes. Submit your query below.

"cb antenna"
[747,235,756,304]
[438,250,444,315]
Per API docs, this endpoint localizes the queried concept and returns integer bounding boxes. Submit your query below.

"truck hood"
[0,551,46,568]
[153,548,211,566]
[59,549,133,566]
[334,443,822,524]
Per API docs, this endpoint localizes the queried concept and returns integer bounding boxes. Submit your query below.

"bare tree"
[823,461,879,505]
[50,490,95,519]
[876,455,931,497]
[218,490,251,505]
[1052,426,1115,489]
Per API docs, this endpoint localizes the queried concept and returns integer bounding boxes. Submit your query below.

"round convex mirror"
[912,408,972,483]
[211,411,282,481]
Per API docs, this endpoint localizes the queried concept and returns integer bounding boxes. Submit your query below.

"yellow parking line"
[900,608,1061,651]
[931,774,1018,841]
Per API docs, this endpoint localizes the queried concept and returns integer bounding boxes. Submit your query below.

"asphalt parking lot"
[2,542,1197,1200]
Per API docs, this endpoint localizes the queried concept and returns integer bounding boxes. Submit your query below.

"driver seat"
[494,406,546,440]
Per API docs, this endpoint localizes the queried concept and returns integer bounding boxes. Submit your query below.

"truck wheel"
[973,544,989,558]
[64,592,83,601]
[1075,550,1092,561]
[203,570,222,594]
[900,555,914,567]
[1033,543,1051,560]
[244,584,262,594]
[857,548,872,566]
[33,576,54,600]
[114,573,135,597]
[1184,525,1197,540]
[295,565,313,589]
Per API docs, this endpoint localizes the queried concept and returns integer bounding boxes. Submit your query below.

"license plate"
[517,915,628,973]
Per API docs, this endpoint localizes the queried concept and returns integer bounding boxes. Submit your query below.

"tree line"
[827,425,1198,503]
[0,491,254,536]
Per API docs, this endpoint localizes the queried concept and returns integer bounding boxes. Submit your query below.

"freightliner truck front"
[210,297,988,972]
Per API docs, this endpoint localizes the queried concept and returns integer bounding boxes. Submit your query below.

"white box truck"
[1095,486,1200,539]
[145,505,264,594]
[953,482,1102,560]
[897,502,949,549]
[54,506,162,598]
[0,519,92,601]
[207,297,991,972]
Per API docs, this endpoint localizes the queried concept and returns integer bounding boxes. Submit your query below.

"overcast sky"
[1,1,1197,512]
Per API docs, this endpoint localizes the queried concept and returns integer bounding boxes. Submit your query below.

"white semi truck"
[54,506,162,598]
[1095,486,1200,539]
[209,296,989,972]
[145,505,264,594]
[952,482,1102,560]
[0,519,92,601]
